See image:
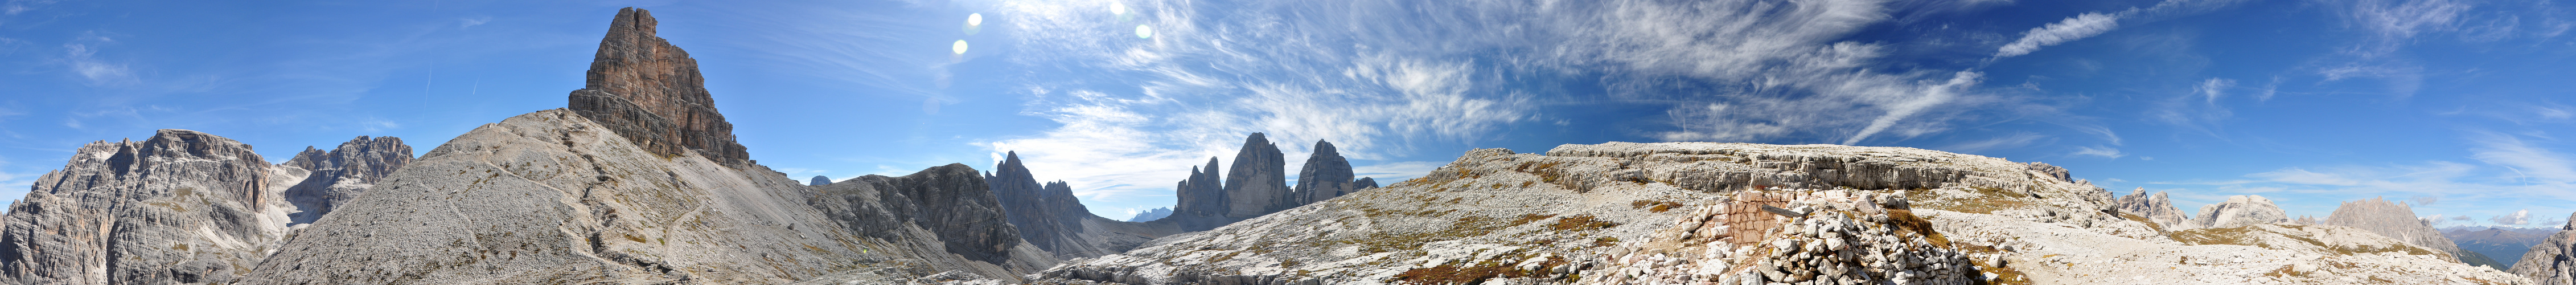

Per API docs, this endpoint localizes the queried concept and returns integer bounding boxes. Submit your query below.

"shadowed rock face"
[1221,133,1290,219]
[987,152,1181,259]
[2116,188,2191,230]
[281,136,413,225]
[567,7,751,167]
[1291,140,1357,205]
[810,176,831,186]
[1164,157,1229,230]
[2512,213,2576,284]
[2320,198,2470,264]
[0,129,303,285]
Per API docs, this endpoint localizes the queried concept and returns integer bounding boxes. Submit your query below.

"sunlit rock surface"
[0,130,307,284]
[1035,142,2522,284]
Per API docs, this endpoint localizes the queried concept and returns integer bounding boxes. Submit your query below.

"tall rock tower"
[567,7,752,167]
[1221,133,1291,219]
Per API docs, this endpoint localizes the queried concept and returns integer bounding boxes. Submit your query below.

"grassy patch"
[1883,209,1950,247]
[1630,200,1685,213]
[1510,214,1557,227]
[1548,215,1620,231]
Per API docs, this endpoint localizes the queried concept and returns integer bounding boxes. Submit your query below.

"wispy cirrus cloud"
[1990,0,2246,59]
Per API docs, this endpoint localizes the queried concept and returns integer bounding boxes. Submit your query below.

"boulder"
[811,175,831,186]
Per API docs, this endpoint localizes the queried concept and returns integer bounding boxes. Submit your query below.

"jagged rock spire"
[1222,133,1289,219]
[567,7,751,167]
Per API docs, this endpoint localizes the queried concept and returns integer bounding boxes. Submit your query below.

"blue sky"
[2,0,2571,227]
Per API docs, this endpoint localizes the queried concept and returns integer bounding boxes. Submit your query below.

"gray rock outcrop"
[811,175,832,186]
[2320,198,2472,264]
[2512,213,2576,284]
[0,129,307,284]
[987,152,1180,259]
[566,7,751,168]
[1220,133,1291,219]
[2115,188,2191,230]
[2188,195,2289,229]
[1351,177,1378,190]
[280,136,413,225]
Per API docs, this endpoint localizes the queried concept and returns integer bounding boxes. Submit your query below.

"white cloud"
[61,43,135,86]
[1989,0,2247,59]
[458,17,491,28]
[2071,145,2124,158]
[2469,132,2576,184]
[2492,209,2531,225]
[1995,13,2120,58]
[2195,78,2234,104]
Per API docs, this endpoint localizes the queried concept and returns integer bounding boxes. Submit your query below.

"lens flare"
[967,13,983,26]
[1136,25,1152,39]
[1111,2,1128,15]
[952,40,969,54]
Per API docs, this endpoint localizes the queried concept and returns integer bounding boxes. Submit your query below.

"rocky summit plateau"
[0,6,2555,285]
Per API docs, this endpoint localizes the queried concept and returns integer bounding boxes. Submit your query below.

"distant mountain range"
[2447,226,2559,269]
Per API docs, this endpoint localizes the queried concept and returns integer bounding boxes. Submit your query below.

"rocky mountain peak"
[280,136,412,225]
[811,175,832,186]
[2322,197,2474,265]
[567,7,751,167]
[1291,139,1359,205]
[1,129,301,284]
[2189,194,2290,229]
[1221,132,1290,219]
[2116,187,2191,230]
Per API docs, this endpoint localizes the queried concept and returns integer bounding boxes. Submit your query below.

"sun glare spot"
[1136,25,1152,39]
[953,40,969,54]
[967,13,983,26]
[1111,2,1128,15]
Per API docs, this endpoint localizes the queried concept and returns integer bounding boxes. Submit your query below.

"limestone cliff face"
[2115,188,2191,230]
[1291,140,1362,205]
[2512,213,2576,284]
[1166,157,1227,230]
[566,7,751,167]
[0,129,305,284]
[2189,195,2289,229]
[280,136,413,225]
[987,152,1181,259]
[1221,133,1291,219]
[2320,198,2472,264]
